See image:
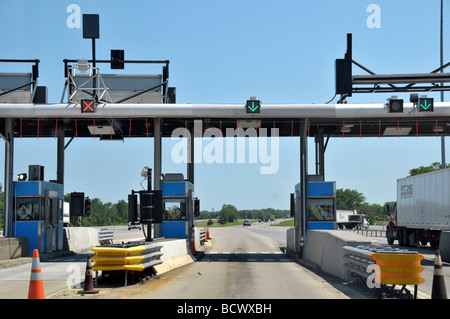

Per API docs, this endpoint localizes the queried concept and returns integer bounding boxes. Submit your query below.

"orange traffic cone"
[432,250,447,299]
[28,249,44,299]
[203,227,208,242]
[78,255,99,294]
[190,227,196,255]
[206,226,211,240]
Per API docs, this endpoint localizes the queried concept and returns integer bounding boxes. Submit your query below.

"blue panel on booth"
[12,221,40,255]
[308,221,335,230]
[161,221,187,238]
[13,182,40,196]
[162,182,187,197]
[308,182,335,197]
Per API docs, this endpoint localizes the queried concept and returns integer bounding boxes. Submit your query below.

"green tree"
[336,188,366,211]
[409,162,448,176]
[218,204,239,224]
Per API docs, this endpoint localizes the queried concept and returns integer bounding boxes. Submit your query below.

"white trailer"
[336,210,368,229]
[63,202,70,226]
[386,168,450,248]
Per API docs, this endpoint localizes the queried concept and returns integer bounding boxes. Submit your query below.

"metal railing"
[343,245,375,282]
[98,228,114,245]
[345,228,386,238]
[343,244,424,299]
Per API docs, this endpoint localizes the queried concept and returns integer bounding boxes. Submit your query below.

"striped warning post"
[190,228,196,255]
[432,250,447,299]
[28,249,44,299]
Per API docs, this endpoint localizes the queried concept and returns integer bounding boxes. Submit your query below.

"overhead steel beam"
[1,102,450,119]
[353,73,450,85]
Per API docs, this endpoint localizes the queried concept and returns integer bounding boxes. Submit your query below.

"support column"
[153,118,162,191]
[57,121,65,185]
[318,128,325,178]
[186,121,198,235]
[314,129,325,178]
[295,119,308,258]
[153,118,162,238]
[187,123,194,184]
[3,118,14,237]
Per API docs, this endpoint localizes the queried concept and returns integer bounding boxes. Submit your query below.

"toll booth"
[161,174,194,239]
[11,166,64,256]
[295,178,336,231]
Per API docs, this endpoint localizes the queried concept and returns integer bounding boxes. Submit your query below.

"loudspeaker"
[28,165,44,181]
[83,14,99,39]
[335,59,352,95]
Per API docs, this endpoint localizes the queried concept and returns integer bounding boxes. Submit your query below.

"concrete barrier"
[301,230,373,281]
[0,237,28,259]
[64,227,100,253]
[153,239,195,275]
[285,228,296,256]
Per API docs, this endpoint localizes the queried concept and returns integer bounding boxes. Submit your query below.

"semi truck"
[336,210,368,229]
[386,168,450,248]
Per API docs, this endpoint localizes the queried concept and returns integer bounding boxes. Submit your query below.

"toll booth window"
[163,199,186,221]
[14,197,43,221]
[307,198,335,221]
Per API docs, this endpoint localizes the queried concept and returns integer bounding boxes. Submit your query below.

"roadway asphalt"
[60,223,370,299]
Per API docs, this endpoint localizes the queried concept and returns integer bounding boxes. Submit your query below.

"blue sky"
[0,0,449,211]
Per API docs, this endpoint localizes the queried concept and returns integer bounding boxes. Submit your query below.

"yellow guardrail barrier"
[91,243,163,272]
[370,252,425,286]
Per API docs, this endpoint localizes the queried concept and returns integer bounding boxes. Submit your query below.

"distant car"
[128,220,141,230]
[243,220,251,227]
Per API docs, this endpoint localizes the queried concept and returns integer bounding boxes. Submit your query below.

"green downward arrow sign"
[248,101,259,112]
[420,99,431,110]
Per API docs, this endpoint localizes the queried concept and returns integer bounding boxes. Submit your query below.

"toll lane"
[96,225,366,299]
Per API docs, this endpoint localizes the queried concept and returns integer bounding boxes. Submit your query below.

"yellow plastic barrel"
[370,253,425,286]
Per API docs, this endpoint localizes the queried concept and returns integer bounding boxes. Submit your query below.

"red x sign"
[81,99,95,113]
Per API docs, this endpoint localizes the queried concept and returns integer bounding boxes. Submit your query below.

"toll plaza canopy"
[1,102,450,139]
[2,55,450,255]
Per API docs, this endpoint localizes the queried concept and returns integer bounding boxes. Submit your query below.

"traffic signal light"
[419,97,434,112]
[128,194,138,223]
[140,192,152,222]
[84,197,91,216]
[246,99,261,113]
[389,97,403,113]
[70,192,85,217]
[81,99,95,113]
[111,49,124,70]
[194,198,200,217]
